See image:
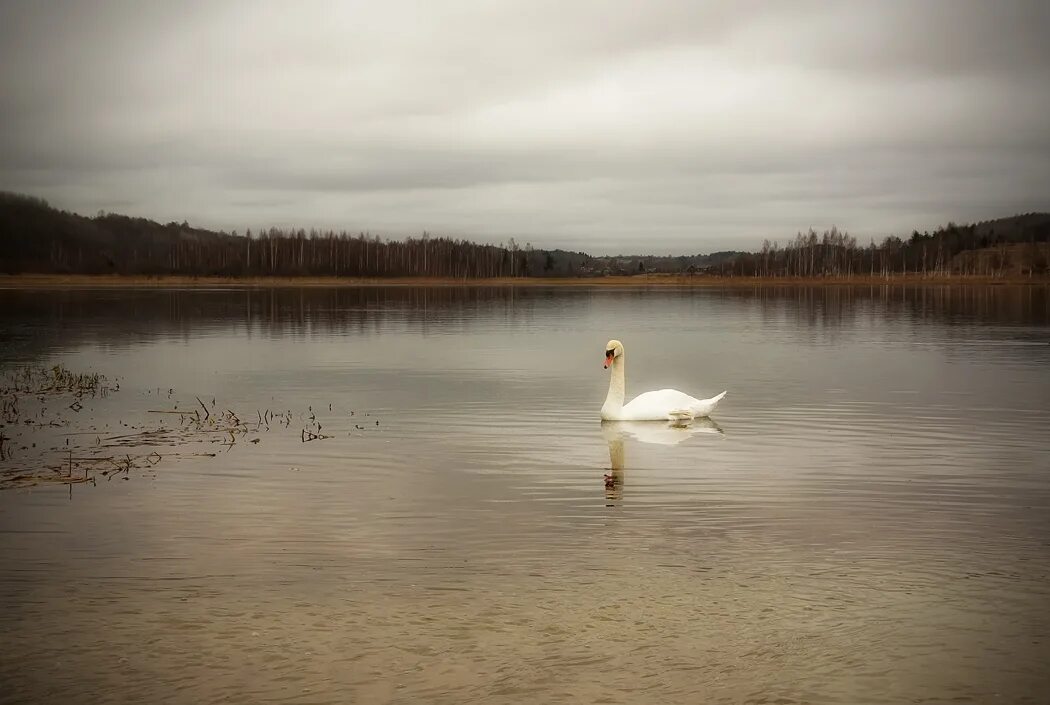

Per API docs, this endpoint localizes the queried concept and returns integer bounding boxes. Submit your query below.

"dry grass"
[0,364,360,490]
[0,361,381,489]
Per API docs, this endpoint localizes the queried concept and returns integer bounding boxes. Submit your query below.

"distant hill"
[0,192,545,278]
[0,192,237,275]
[1,191,1046,279]
[971,213,1050,244]
[714,214,1050,278]
[583,250,744,276]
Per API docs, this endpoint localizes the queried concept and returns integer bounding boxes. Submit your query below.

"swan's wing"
[621,389,699,421]
[621,389,728,421]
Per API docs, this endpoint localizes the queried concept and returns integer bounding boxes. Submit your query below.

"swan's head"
[604,339,624,369]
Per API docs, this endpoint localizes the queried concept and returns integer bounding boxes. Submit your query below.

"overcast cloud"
[1,0,1048,253]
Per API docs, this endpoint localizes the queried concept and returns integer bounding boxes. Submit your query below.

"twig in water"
[196,396,210,421]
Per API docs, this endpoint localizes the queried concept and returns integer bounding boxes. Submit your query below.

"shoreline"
[1,273,1048,289]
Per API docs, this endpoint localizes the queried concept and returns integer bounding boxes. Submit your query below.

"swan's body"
[601,339,726,421]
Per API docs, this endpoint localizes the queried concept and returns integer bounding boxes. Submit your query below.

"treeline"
[588,250,741,276]
[0,192,591,278]
[713,217,1050,279]
[1,191,1048,279]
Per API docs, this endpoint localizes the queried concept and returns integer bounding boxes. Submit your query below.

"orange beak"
[604,351,614,369]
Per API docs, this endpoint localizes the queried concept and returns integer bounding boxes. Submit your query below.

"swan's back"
[619,388,725,421]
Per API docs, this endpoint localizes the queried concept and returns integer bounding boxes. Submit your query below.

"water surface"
[1,285,1049,704]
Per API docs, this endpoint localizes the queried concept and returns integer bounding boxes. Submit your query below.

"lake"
[1,284,1049,704]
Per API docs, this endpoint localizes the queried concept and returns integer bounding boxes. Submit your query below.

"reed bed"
[0,365,372,489]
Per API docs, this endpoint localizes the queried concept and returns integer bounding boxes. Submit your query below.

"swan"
[600,339,726,421]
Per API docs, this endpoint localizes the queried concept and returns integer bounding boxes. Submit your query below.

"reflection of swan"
[601,417,724,502]
[601,339,726,421]
[601,417,724,446]
[604,427,625,502]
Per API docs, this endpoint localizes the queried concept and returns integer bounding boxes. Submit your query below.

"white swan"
[600,339,726,421]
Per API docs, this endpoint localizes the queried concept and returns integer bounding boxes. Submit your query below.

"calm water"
[1,285,1049,704]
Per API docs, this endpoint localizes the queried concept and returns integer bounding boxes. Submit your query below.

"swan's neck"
[602,356,625,418]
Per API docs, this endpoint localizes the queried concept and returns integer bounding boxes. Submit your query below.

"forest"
[718,219,1050,279]
[1,191,1047,279]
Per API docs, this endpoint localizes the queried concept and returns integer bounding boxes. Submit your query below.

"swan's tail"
[695,390,727,417]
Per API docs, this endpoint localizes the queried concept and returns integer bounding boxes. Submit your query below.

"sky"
[1,1,1048,255]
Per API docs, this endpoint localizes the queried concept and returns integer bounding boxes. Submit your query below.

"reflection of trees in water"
[0,285,1045,362]
[730,284,1049,331]
[0,287,583,358]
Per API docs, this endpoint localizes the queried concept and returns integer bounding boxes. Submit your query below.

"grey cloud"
[728,2,1050,77]
[1,0,1048,254]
